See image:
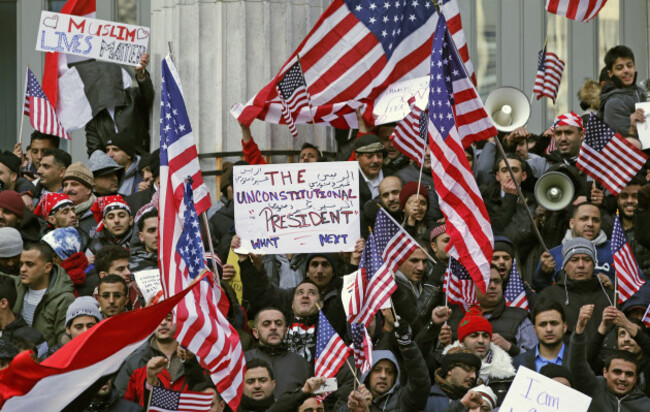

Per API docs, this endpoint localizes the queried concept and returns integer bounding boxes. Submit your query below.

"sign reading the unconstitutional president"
[36,11,149,66]
[233,162,360,254]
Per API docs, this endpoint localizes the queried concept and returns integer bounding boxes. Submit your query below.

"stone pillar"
[150,0,333,198]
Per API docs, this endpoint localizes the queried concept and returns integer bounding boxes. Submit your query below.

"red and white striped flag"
[276,61,312,137]
[149,386,214,412]
[315,310,350,400]
[533,46,565,104]
[577,114,648,196]
[24,68,70,140]
[159,55,245,411]
[390,96,428,167]
[443,258,477,311]
[643,304,650,328]
[350,323,373,375]
[545,0,609,22]
[612,215,645,303]
[427,15,496,293]
[504,261,529,311]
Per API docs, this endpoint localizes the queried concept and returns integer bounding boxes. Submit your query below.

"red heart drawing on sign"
[137,28,149,39]
[43,14,59,29]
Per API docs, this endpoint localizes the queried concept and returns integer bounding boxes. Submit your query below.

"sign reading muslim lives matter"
[233,162,360,254]
[36,11,149,66]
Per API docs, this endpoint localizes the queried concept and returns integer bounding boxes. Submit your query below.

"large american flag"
[390,96,428,166]
[159,55,244,410]
[350,323,373,374]
[545,0,609,22]
[315,310,350,382]
[504,260,529,311]
[276,61,312,137]
[427,15,496,293]
[231,0,475,129]
[149,386,214,412]
[612,215,645,304]
[533,46,565,104]
[576,114,648,196]
[443,258,477,311]
[24,68,70,140]
[348,231,396,326]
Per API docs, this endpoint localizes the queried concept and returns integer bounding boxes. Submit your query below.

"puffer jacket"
[598,79,646,136]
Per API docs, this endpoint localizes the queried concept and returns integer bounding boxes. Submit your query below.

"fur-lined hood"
[442,341,516,382]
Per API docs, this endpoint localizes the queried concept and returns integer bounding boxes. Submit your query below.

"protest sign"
[500,366,591,412]
[36,11,149,66]
[226,250,244,304]
[233,162,360,254]
[635,102,650,149]
[133,269,162,303]
[373,76,429,125]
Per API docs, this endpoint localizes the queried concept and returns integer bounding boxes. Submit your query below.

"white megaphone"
[534,171,576,211]
[484,87,531,132]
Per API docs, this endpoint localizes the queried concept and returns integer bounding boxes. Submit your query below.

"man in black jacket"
[0,275,46,357]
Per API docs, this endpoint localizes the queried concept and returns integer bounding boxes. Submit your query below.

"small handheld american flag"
[149,386,214,412]
[275,60,312,137]
[24,67,70,140]
[533,45,565,104]
[612,215,645,303]
[504,260,529,311]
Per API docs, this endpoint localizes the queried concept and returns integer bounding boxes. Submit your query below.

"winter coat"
[86,228,133,255]
[424,384,464,412]
[598,80,646,136]
[117,156,142,196]
[129,246,157,272]
[262,254,307,289]
[245,345,313,398]
[209,200,235,263]
[443,341,515,385]
[571,331,650,412]
[81,389,142,412]
[393,270,443,334]
[395,163,443,222]
[0,313,47,356]
[13,265,76,347]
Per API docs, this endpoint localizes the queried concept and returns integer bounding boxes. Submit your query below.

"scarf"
[433,370,469,400]
[75,195,96,216]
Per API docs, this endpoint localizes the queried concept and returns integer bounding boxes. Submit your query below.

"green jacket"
[13,265,76,347]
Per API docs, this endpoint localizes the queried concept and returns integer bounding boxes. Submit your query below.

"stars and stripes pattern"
[344,268,367,319]
[24,67,70,140]
[545,0,609,23]
[374,208,420,273]
[315,310,350,390]
[158,55,244,411]
[348,232,396,327]
[576,113,648,196]
[276,61,312,137]
[643,304,650,329]
[504,261,529,311]
[427,15,496,293]
[350,323,373,375]
[612,215,645,304]
[390,96,428,166]
[443,258,477,311]
[149,386,214,412]
[231,0,475,129]
[533,46,565,104]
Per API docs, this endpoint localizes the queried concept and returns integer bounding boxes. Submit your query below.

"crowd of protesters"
[2,44,650,412]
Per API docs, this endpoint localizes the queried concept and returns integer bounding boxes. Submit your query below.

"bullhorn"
[484,87,530,132]
[534,171,576,211]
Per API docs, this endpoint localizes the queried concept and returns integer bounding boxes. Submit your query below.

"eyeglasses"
[99,292,124,299]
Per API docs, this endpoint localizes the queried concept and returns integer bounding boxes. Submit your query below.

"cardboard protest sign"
[233,162,360,254]
[635,102,650,149]
[500,366,591,412]
[226,250,244,304]
[133,269,162,303]
[373,76,428,125]
[36,11,149,66]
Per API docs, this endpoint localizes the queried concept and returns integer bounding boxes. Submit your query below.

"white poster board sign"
[133,269,162,303]
[373,76,429,125]
[36,11,149,66]
[500,366,591,412]
[233,162,360,254]
[635,102,650,149]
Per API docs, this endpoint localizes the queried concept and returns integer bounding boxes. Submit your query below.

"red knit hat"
[0,190,25,218]
[457,306,492,342]
[399,181,428,211]
[34,193,73,218]
[91,195,131,233]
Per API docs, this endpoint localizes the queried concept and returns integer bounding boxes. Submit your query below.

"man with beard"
[361,176,403,231]
[571,304,650,411]
[245,308,312,398]
[425,347,482,411]
[0,228,22,277]
[62,162,96,240]
[0,275,46,356]
[87,195,133,255]
[513,300,569,372]
[396,146,443,222]
[616,175,650,274]
[33,148,71,205]
[34,192,77,234]
[354,134,391,206]
[239,359,277,411]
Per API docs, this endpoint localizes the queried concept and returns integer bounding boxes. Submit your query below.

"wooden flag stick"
[18,64,29,145]
[295,53,321,141]
[346,358,362,388]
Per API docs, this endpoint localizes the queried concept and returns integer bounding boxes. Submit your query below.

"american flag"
[390,96,428,167]
[612,215,645,303]
[350,323,373,374]
[159,55,244,410]
[149,386,214,412]
[315,310,350,384]
[23,68,70,140]
[533,46,565,104]
[348,231,396,327]
[443,258,477,311]
[504,260,529,311]
[427,15,496,293]
[231,0,475,129]
[545,0,609,23]
[643,304,650,328]
[576,114,648,196]
[276,61,312,137]
[374,208,420,273]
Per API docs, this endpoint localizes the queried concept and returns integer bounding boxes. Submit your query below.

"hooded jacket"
[117,155,142,197]
[598,79,646,136]
[13,265,76,347]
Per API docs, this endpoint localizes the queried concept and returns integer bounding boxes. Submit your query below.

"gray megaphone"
[534,170,576,211]
[484,87,531,132]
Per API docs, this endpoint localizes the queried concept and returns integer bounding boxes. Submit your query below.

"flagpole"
[614,209,619,309]
[295,53,322,142]
[18,65,28,145]
[415,137,427,202]
[201,212,221,287]
[368,225,402,323]
[444,258,452,308]
[345,357,362,388]
[376,204,437,263]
